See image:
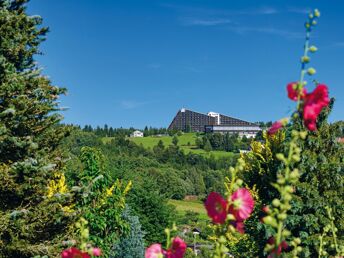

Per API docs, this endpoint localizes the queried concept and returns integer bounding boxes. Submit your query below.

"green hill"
[127,133,235,158]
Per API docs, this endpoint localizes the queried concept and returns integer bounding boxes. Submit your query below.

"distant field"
[127,133,235,158]
[169,199,208,220]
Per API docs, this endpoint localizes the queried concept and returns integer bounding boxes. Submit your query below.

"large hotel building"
[168,108,261,138]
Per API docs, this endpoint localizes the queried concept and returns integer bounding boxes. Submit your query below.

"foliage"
[72,146,131,257]
[112,206,145,258]
[0,1,72,256]
[127,179,176,244]
[286,102,344,257]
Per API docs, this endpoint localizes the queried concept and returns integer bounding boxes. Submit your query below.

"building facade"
[130,130,144,137]
[168,108,261,138]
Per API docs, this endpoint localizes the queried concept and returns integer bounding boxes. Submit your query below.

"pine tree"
[172,135,179,146]
[112,206,145,258]
[204,139,212,152]
[0,1,71,256]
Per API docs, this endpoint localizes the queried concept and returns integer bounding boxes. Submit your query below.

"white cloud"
[226,25,303,39]
[181,17,232,26]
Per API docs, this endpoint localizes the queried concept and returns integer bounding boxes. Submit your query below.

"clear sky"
[28,0,344,129]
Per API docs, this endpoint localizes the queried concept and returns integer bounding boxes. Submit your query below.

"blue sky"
[28,0,344,128]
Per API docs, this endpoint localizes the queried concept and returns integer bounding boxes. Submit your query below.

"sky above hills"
[28,0,344,128]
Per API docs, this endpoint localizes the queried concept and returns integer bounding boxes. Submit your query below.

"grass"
[127,133,235,158]
[168,199,208,220]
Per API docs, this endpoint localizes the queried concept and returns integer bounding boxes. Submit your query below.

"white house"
[130,130,144,138]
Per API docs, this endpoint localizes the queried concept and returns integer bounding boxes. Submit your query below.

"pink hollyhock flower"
[61,247,90,258]
[92,248,101,256]
[287,82,307,101]
[303,84,330,131]
[268,121,283,136]
[145,244,163,258]
[229,188,254,221]
[164,237,187,258]
[205,192,228,224]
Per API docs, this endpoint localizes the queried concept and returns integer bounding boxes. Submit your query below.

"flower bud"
[292,154,301,162]
[285,186,294,193]
[309,45,318,53]
[290,169,300,179]
[297,246,303,252]
[282,229,291,237]
[276,153,285,161]
[236,179,243,186]
[309,13,314,19]
[263,216,278,227]
[227,213,235,221]
[284,194,292,201]
[307,67,316,75]
[81,229,89,239]
[314,9,320,17]
[262,206,270,213]
[299,131,308,139]
[277,178,285,184]
[301,56,310,63]
[305,22,311,29]
[278,213,287,220]
[295,238,301,244]
[272,199,280,207]
[312,20,317,26]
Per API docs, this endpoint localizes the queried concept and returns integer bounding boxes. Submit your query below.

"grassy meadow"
[125,133,235,158]
[168,199,208,220]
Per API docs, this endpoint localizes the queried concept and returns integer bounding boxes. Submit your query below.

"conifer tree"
[0,1,71,256]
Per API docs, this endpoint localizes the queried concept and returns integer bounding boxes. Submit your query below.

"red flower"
[229,188,254,221]
[61,248,90,258]
[287,82,307,101]
[267,237,289,257]
[205,192,228,224]
[303,84,330,131]
[164,237,187,258]
[145,244,163,258]
[268,121,283,136]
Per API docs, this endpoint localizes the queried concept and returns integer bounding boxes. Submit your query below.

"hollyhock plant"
[303,84,330,131]
[268,121,283,136]
[61,247,90,258]
[205,192,228,224]
[164,237,187,258]
[145,244,163,258]
[287,82,307,101]
[229,188,254,221]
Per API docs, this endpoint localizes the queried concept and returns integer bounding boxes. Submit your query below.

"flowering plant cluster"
[145,225,187,258]
[61,218,101,258]
[143,8,344,258]
[202,158,255,258]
